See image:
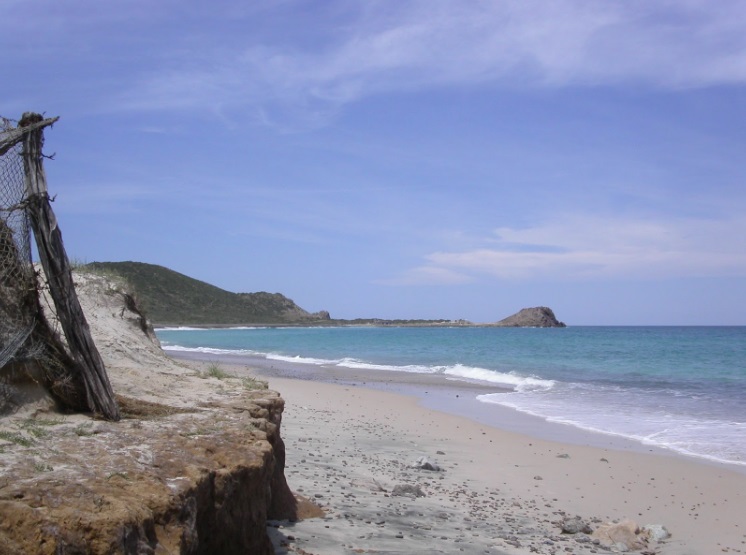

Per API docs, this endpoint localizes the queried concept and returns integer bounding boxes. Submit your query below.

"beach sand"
[12,270,744,553]
[171,353,746,555]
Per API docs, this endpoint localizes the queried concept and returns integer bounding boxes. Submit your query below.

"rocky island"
[491,306,566,327]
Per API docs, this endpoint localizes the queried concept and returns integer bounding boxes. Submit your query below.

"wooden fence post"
[20,112,120,421]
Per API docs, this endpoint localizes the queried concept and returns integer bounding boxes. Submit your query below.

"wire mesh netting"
[0,116,73,414]
[0,116,38,411]
[1,113,118,419]
[0,118,32,267]
[0,118,35,352]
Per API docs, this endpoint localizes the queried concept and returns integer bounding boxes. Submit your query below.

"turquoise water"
[157,326,746,466]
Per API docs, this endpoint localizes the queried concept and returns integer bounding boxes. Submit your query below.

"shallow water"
[157,325,746,466]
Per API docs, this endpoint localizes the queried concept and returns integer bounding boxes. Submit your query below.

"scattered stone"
[641,524,671,543]
[411,456,442,471]
[560,516,592,534]
[391,484,426,498]
[592,519,646,551]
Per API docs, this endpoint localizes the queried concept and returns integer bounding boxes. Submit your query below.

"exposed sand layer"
[0,272,294,554]
[174,353,746,555]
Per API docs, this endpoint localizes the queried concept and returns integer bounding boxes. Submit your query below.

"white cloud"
[117,0,746,121]
[393,213,746,283]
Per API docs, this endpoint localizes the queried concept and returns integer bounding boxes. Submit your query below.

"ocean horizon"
[156,325,746,468]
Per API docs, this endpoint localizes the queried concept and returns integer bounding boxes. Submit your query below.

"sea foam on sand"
[184,355,746,555]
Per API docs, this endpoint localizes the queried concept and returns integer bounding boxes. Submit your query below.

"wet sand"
[173,351,746,554]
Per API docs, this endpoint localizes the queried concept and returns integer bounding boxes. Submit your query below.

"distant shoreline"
[154,319,572,328]
[154,322,745,329]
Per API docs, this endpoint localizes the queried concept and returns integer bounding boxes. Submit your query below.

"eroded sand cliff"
[0,270,294,554]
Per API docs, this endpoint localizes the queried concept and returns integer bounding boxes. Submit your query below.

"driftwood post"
[20,112,120,420]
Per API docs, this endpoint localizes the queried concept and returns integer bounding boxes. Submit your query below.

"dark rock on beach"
[560,515,593,534]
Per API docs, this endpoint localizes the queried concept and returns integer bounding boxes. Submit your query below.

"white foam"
[331,360,555,390]
[266,353,338,365]
[444,364,554,390]
[337,359,434,373]
[157,326,268,331]
[476,391,746,466]
[161,345,256,355]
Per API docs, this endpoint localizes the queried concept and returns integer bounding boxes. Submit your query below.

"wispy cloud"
[390,212,746,284]
[377,266,474,286]
[9,1,746,126]
[54,182,167,214]
[112,0,746,125]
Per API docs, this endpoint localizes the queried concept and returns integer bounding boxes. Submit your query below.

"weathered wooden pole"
[1,116,57,155]
[20,112,120,420]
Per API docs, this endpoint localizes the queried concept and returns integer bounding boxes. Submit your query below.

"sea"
[156,325,746,468]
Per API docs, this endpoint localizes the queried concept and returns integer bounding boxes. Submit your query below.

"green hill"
[83,261,330,326]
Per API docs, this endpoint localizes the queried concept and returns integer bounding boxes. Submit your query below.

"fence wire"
[1,114,118,418]
[0,116,46,412]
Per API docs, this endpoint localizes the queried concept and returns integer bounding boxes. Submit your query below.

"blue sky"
[3,1,746,324]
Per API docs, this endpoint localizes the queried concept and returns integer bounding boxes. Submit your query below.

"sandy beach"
[165,351,746,555]
[4,267,745,555]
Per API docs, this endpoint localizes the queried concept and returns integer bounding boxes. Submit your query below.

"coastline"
[168,349,746,467]
[171,350,746,554]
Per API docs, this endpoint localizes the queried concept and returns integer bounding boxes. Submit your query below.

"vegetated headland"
[84,261,566,328]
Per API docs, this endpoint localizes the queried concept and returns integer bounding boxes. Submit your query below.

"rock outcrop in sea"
[493,306,566,327]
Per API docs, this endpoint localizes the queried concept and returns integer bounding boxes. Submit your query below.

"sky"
[3,0,746,325]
